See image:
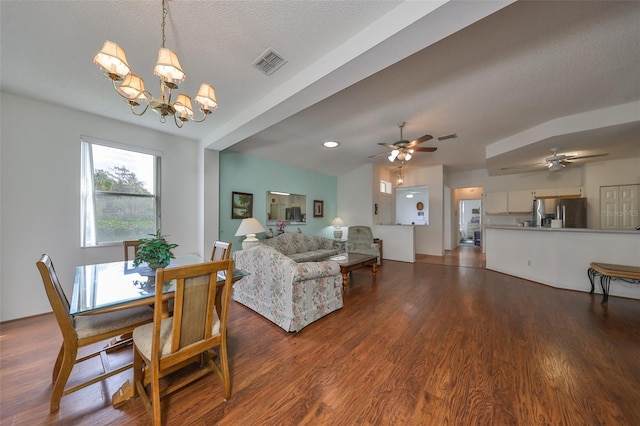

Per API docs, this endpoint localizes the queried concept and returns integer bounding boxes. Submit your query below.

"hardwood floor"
[2,261,640,425]
[416,244,486,268]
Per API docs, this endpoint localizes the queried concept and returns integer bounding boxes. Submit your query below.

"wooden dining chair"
[124,240,143,261]
[132,259,235,426]
[210,240,232,261]
[36,254,154,412]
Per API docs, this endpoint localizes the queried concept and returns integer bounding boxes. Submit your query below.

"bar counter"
[485,225,640,300]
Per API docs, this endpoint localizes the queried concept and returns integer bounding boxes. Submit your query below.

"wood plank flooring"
[2,260,639,425]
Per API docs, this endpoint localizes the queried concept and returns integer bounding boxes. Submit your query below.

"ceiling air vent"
[438,133,458,141]
[253,48,287,76]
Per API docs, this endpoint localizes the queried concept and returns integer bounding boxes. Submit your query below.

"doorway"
[459,199,481,246]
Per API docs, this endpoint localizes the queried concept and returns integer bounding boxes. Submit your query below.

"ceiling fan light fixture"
[548,160,564,172]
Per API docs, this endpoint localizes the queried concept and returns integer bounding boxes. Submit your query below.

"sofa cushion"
[262,233,338,261]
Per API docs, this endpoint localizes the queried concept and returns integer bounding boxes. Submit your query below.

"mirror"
[266,191,307,225]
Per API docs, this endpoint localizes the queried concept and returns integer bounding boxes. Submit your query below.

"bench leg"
[587,268,596,294]
[600,275,611,305]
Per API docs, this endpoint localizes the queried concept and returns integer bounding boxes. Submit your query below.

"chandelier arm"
[173,114,184,128]
[111,79,132,100]
[189,108,211,123]
[129,102,150,116]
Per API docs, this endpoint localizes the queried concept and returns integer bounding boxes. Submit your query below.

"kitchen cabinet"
[556,187,583,197]
[533,187,583,198]
[483,191,508,214]
[600,184,639,229]
[507,190,534,214]
[484,190,532,215]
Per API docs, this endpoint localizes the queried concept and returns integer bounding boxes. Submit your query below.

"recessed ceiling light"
[323,141,339,148]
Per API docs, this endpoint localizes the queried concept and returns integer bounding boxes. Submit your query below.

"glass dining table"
[71,254,248,407]
[71,254,247,316]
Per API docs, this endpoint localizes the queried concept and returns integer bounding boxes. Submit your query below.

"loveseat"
[233,245,343,332]
[261,232,338,262]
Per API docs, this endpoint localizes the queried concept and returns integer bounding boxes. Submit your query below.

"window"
[380,180,392,194]
[81,137,160,247]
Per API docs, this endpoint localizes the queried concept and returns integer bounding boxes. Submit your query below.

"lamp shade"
[331,217,345,227]
[173,94,194,120]
[94,40,131,80]
[154,48,185,84]
[117,73,145,100]
[235,218,266,237]
[195,84,218,111]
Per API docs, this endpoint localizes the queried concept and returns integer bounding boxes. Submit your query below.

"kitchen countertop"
[485,225,640,235]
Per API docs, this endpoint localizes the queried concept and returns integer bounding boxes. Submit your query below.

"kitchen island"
[485,225,640,300]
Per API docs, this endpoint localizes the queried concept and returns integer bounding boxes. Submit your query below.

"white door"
[619,184,639,229]
[600,186,619,229]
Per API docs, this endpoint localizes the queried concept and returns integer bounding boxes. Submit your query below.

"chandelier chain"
[161,0,167,49]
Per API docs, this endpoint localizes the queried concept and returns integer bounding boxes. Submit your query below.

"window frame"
[80,136,162,248]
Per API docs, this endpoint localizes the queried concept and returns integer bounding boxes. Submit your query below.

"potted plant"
[132,230,179,270]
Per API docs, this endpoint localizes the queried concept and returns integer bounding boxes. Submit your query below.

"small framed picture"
[313,200,324,218]
[232,192,253,219]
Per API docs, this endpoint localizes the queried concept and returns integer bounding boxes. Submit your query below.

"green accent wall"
[219,151,337,252]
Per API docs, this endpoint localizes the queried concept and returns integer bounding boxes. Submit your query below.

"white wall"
[401,165,445,256]
[338,164,374,229]
[0,93,203,321]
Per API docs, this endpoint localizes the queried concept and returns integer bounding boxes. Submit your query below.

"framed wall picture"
[313,200,324,218]
[232,192,253,219]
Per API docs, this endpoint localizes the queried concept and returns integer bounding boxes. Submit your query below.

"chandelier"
[396,166,404,186]
[93,0,217,128]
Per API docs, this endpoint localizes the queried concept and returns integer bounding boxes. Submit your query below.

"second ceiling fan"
[369,121,437,163]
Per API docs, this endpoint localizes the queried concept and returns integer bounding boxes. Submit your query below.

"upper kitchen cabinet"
[483,191,508,215]
[533,187,583,198]
[507,190,534,214]
[484,190,532,215]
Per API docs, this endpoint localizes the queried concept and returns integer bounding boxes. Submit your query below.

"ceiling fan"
[368,121,436,163]
[501,147,609,172]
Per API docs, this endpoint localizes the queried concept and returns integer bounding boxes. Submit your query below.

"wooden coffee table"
[326,253,377,292]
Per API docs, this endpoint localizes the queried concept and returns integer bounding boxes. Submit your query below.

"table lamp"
[331,217,345,239]
[235,217,266,250]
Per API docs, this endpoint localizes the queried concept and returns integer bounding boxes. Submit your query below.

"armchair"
[347,226,381,265]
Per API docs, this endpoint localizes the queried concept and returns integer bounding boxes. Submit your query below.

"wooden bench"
[587,262,640,304]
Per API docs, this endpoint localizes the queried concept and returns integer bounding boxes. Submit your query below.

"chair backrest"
[347,226,374,249]
[123,240,143,261]
[152,260,234,360]
[210,241,232,261]
[36,254,75,339]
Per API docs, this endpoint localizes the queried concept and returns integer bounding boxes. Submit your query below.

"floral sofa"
[261,232,339,262]
[233,245,343,332]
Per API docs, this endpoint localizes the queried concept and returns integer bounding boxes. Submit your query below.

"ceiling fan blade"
[378,142,398,149]
[565,153,609,161]
[412,147,437,153]
[368,150,392,159]
[499,162,546,171]
[406,134,433,147]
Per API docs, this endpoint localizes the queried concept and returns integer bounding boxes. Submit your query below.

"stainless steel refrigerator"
[555,197,587,228]
[532,197,587,228]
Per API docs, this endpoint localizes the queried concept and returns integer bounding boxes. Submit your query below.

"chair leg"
[151,367,162,426]
[220,340,231,400]
[133,347,143,397]
[52,344,64,383]
[50,343,77,412]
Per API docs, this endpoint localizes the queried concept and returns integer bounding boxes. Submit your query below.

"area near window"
[81,137,161,247]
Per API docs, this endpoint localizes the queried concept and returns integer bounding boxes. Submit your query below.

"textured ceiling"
[1,1,639,177]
